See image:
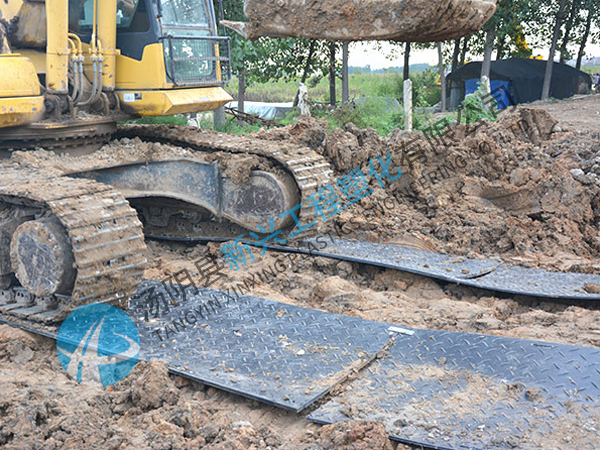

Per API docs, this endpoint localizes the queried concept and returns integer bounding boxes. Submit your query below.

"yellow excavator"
[1,0,233,130]
[0,0,496,323]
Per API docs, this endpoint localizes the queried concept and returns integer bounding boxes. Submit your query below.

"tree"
[460,37,470,66]
[466,0,534,79]
[220,0,333,109]
[575,0,599,69]
[559,0,582,63]
[342,42,350,104]
[293,40,317,106]
[451,39,461,72]
[438,42,447,112]
[542,0,569,101]
[458,0,539,69]
[403,42,411,81]
[480,21,497,81]
[329,42,337,106]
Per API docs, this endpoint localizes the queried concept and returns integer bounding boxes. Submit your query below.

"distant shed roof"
[448,58,592,103]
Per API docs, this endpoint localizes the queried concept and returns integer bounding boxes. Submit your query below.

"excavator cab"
[72,0,232,115]
[0,0,232,132]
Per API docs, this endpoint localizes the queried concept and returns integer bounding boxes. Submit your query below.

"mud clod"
[319,420,393,450]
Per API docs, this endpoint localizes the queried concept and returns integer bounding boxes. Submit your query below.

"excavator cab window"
[158,0,230,86]
[70,0,146,32]
[160,0,210,30]
[117,0,141,29]
[69,0,157,61]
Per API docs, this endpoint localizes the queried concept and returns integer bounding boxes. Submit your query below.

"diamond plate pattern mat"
[308,329,600,450]
[295,238,600,300]
[132,281,393,412]
[2,281,392,413]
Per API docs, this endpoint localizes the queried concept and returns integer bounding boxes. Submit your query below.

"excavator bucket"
[221,0,497,42]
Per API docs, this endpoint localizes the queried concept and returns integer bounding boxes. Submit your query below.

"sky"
[348,41,600,70]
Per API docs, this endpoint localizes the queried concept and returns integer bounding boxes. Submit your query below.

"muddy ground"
[2,95,600,449]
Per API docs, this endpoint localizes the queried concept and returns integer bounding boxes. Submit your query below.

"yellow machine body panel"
[16,49,47,73]
[78,41,232,116]
[115,43,170,90]
[0,54,44,127]
[118,87,232,116]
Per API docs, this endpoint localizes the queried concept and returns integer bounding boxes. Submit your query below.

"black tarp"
[447,58,592,104]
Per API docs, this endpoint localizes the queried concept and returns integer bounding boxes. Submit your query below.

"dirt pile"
[0,324,330,449]
[318,420,394,450]
[257,108,600,272]
[2,99,600,450]
[9,104,600,273]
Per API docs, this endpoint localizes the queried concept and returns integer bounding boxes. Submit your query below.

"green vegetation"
[461,86,500,123]
[124,116,188,126]
[217,69,445,136]
[582,65,600,74]
[226,70,441,106]
[126,68,507,138]
[277,97,403,136]
[195,115,263,135]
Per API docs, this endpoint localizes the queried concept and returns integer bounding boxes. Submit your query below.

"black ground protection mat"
[308,329,600,450]
[1,281,393,413]
[131,281,395,412]
[149,235,600,300]
[295,238,600,300]
[3,283,600,449]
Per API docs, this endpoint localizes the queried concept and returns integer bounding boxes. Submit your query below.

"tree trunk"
[480,24,497,82]
[294,40,316,107]
[329,42,336,106]
[559,0,580,64]
[403,42,411,81]
[451,38,461,72]
[576,7,593,70]
[496,35,506,60]
[460,36,470,66]
[542,0,569,101]
[342,42,350,104]
[237,66,246,113]
[438,42,447,112]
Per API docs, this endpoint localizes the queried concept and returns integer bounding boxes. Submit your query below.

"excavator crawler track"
[115,125,333,232]
[0,165,146,323]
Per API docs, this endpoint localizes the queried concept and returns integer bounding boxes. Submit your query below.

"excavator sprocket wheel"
[10,218,76,297]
